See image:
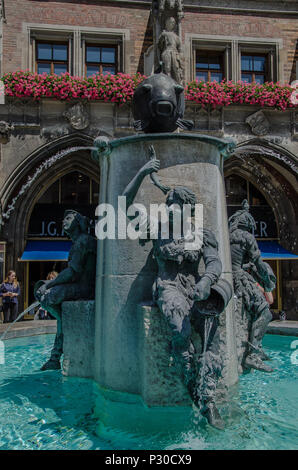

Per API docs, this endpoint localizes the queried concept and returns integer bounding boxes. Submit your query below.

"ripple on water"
[0,334,297,450]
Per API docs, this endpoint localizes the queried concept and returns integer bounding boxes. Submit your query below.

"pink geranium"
[1,71,297,110]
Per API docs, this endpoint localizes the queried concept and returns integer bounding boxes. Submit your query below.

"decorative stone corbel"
[63,102,90,130]
[0,121,14,144]
[245,110,270,136]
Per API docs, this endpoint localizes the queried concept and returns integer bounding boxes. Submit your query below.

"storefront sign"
[227,205,278,238]
[28,204,96,238]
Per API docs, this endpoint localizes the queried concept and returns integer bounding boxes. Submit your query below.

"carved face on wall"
[0,120,12,144]
[245,110,270,136]
[63,103,89,130]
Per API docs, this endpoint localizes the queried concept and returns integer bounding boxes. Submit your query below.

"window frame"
[238,43,277,82]
[187,35,281,84]
[195,50,225,83]
[84,43,118,77]
[35,40,69,75]
[189,38,232,82]
[27,24,129,77]
[81,32,124,77]
[241,52,269,84]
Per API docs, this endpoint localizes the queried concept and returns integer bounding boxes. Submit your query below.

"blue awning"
[257,241,298,260]
[19,241,72,261]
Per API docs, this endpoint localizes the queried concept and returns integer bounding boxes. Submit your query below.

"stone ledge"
[267,320,298,337]
[0,320,57,340]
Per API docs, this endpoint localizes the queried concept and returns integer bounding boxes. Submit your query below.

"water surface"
[0,334,297,450]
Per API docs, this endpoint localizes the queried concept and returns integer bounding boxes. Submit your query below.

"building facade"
[0,0,297,318]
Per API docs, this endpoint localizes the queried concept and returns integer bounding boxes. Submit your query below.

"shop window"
[241,54,268,84]
[196,51,224,82]
[27,172,99,238]
[265,260,279,311]
[91,180,100,204]
[38,180,59,204]
[249,183,268,206]
[225,174,278,239]
[36,41,69,75]
[61,172,89,205]
[225,174,247,206]
[85,44,117,77]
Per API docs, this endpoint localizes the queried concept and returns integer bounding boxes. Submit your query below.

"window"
[28,25,128,76]
[241,54,268,84]
[36,42,69,75]
[28,172,99,238]
[225,174,278,239]
[61,172,90,205]
[85,45,117,77]
[196,51,224,82]
[225,174,247,206]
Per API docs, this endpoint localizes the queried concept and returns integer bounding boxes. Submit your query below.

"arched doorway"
[22,170,99,310]
[224,141,298,319]
[224,172,296,316]
[0,135,100,314]
[225,174,278,239]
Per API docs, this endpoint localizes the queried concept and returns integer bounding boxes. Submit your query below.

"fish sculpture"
[133,73,193,133]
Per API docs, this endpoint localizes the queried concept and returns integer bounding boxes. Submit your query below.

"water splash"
[197,315,215,410]
[2,146,97,222]
[0,300,40,341]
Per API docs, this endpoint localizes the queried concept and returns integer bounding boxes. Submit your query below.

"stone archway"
[0,134,99,308]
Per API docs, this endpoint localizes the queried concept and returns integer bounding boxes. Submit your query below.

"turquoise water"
[0,334,297,450]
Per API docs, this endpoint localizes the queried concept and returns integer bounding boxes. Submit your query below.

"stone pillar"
[62,300,95,379]
[94,133,238,403]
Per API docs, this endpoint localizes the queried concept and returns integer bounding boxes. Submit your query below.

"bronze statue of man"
[229,200,276,373]
[35,210,97,370]
[122,158,226,429]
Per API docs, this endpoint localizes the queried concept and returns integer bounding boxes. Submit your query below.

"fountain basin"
[0,334,296,450]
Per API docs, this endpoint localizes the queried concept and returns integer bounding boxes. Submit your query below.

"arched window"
[225,174,277,239]
[28,171,99,238]
[225,174,280,311]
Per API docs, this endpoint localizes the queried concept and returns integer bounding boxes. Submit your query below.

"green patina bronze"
[34,210,97,371]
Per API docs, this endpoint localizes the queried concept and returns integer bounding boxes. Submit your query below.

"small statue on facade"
[229,200,276,373]
[63,102,90,130]
[156,17,184,84]
[0,121,14,144]
[122,154,232,429]
[34,210,97,370]
[245,110,270,136]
